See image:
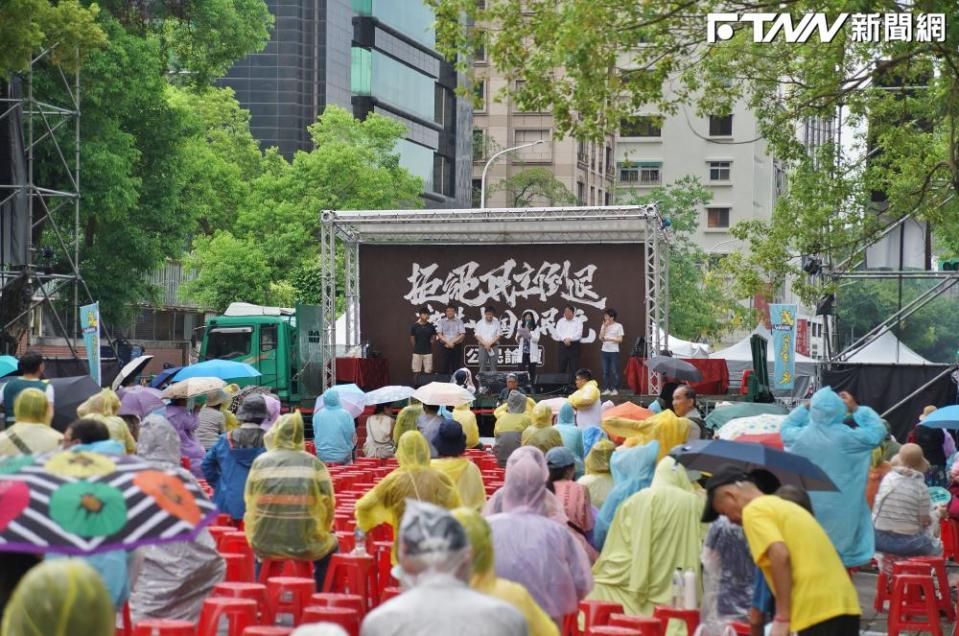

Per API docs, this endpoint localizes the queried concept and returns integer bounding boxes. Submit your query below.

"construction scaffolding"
[319,204,671,393]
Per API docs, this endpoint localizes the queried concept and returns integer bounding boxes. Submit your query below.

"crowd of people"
[0,349,958,636]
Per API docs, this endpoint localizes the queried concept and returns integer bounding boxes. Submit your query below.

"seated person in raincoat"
[313,388,356,464]
[780,387,885,567]
[494,390,534,467]
[245,412,338,590]
[361,501,527,636]
[452,402,480,450]
[593,440,660,550]
[521,402,564,454]
[77,388,136,454]
[355,430,461,563]
[452,507,560,636]
[578,439,616,508]
[431,419,486,511]
[2,559,116,636]
[164,398,206,478]
[130,415,225,624]
[555,402,586,479]
[0,388,61,456]
[589,456,706,616]
[393,403,423,446]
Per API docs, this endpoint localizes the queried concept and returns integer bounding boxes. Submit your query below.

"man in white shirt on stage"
[554,304,582,388]
[474,306,501,374]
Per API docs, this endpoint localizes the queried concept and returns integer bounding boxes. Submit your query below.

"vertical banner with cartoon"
[769,303,797,390]
[80,302,101,385]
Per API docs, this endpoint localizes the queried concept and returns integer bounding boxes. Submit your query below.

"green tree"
[491,167,576,206]
[623,177,748,341]
[182,232,273,310]
[0,0,106,77]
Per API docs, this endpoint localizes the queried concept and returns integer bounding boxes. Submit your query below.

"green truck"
[198,302,325,411]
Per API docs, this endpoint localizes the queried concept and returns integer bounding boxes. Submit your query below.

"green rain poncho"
[2,559,115,636]
[244,412,337,561]
[589,456,706,617]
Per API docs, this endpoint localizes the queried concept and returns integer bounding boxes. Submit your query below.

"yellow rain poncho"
[1,558,115,636]
[493,396,536,419]
[578,439,615,507]
[432,456,486,511]
[222,384,241,432]
[589,456,707,617]
[620,410,691,462]
[244,412,337,561]
[77,389,136,453]
[452,508,560,636]
[452,403,480,449]
[0,388,61,456]
[355,431,461,562]
[522,426,564,454]
[529,402,553,428]
[392,403,423,446]
[495,391,534,436]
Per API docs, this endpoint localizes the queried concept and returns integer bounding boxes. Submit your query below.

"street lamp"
[479,139,546,208]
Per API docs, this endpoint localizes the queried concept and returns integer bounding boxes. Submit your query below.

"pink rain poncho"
[484,446,593,621]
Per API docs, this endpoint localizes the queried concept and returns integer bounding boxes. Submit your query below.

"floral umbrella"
[716,414,787,441]
[0,450,217,555]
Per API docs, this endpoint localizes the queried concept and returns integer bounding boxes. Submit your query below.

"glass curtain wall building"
[219,0,471,207]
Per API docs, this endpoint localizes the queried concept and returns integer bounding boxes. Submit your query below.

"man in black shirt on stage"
[410,307,437,385]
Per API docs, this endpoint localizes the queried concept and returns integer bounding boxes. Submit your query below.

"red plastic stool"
[118,602,133,636]
[322,553,373,610]
[875,569,892,613]
[223,552,254,583]
[132,620,196,636]
[909,556,956,620]
[336,531,355,553]
[220,532,251,555]
[652,607,699,636]
[310,592,366,618]
[197,597,257,636]
[265,576,316,626]
[579,600,624,633]
[888,574,942,636]
[216,513,234,525]
[207,525,236,547]
[608,614,664,636]
[373,542,395,601]
[258,559,313,583]
[725,622,751,636]
[562,613,579,636]
[586,628,642,636]
[378,586,401,604]
[300,606,360,636]
[893,561,946,622]
[368,523,393,542]
[241,628,292,636]
[212,583,269,624]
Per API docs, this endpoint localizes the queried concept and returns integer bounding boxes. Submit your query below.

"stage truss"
[319,205,671,394]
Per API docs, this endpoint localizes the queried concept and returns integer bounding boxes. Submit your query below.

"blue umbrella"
[149,367,181,389]
[172,360,261,382]
[0,355,18,378]
[920,405,959,430]
[672,439,837,491]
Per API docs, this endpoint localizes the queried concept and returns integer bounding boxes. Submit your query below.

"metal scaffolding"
[319,204,670,393]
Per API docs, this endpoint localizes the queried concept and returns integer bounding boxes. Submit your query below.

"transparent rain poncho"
[699,516,756,635]
[578,439,616,508]
[244,412,337,561]
[78,389,136,454]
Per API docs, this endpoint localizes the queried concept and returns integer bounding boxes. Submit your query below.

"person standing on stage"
[410,307,437,385]
[555,304,583,388]
[437,305,466,376]
[598,308,624,396]
[475,306,501,374]
[515,310,541,383]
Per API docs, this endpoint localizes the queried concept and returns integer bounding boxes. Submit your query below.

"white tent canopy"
[843,331,933,365]
[659,327,711,358]
[711,325,819,394]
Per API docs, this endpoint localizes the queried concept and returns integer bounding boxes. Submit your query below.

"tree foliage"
[0,0,106,77]
[491,167,576,206]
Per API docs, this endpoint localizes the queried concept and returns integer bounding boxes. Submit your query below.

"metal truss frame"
[319,204,669,393]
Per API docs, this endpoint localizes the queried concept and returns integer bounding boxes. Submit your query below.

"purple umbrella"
[118,386,165,420]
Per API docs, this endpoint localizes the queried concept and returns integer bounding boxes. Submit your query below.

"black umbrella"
[647,356,703,382]
[49,376,101,432]
[672,439,837,491]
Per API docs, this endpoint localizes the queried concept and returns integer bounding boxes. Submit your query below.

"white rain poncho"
[129,415,225,624]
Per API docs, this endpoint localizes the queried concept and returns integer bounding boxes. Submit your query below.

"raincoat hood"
[523,426,563,454]
[77,388,121,417]
[397,430,431,469]
[266,412,305,451]
[137,414,181,467]
[585,439,616,475]
[809,387,846,424]
[652,455,695,492]
[452,507,495,582]
[507,391,528,414]
[394,403,423,444]
[500,446,550,515]
[557,402,576,426]
[530,402,552,427]
[322,389,342,409]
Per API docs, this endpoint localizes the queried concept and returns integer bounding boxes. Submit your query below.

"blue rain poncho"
[593,440,660,549]
[555,403,586,478]
[312,389,355,464]
[780,387,886,567]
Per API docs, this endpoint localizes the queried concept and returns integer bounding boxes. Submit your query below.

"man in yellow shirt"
[702,465,861,636]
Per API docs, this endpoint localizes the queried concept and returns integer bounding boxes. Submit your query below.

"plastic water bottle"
[671,568,684,608]
[353,528,367,555]
[683,569,697,609]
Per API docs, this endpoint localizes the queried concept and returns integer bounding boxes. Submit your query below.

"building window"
[577,181,585,205]
[433,154,453,197]
[472,178,482,207]
[605,146,612,175]
[576,141,588,165]
[604,191,611,205]
[514,129,550,162]
[620,115,662,137]
[707,206,731,228]
[473,30,486,62]
[472,129,485,161]
[473,80,486,112]
[709,114,733,136]
[351,47,435,122]
[708,161,731,181]
[618,161,661,185]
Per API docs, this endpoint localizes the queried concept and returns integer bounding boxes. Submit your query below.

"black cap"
[701,464,752,523]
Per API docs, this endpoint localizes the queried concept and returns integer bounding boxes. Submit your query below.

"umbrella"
[117,386,165,420]
[411,382,476,407]
[314,383,367,418]
[537,397,570,415]
[49,376,101,432]
[919,405,959,430]
[111,355,154,391]
[148,367,181,390]
[0,450,217,556]
[602,401,654,422]
[161,377,226,400]
[0,355,18,378]
[647,356,703,382]
[364,385,415,406]
[672,439,837,491]
[704,402,789,431]
[735,433,784,450]
[716,414,787,441]
[172,360,261,382]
